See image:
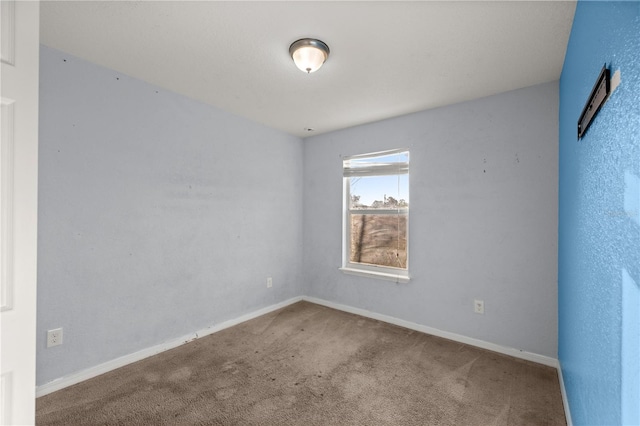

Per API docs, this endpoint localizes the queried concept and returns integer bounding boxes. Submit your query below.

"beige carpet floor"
[36,301,565,425]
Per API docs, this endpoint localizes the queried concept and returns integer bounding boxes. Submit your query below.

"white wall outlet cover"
[47,328,63,348]
[267,277,272,288]
[474,300,485,314]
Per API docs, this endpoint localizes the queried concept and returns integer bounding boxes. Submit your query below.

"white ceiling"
[40,1,577,138]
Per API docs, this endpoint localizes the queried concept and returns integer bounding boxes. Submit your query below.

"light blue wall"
[37,46,304,385]
[303,82,560,358]
[558,1,640,425]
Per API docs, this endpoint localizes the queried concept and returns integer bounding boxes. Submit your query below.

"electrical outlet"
[267,277,272,288]
[474,300,484,314]
[47,328,63,348]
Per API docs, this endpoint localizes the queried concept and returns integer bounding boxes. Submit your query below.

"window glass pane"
[349,214,407,269]
[350,175,409,209]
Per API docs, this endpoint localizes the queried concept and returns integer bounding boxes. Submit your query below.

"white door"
[1,0,39,424]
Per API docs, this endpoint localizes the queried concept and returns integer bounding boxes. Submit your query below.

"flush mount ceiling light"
[289,38,330,74]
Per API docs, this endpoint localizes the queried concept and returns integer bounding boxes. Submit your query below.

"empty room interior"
[2,0,639,425]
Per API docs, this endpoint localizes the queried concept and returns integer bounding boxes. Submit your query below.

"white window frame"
[340,149,410,283]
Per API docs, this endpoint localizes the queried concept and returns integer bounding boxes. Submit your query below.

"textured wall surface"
[303,82,559,358]
[37,46,304,385]
[558,1,640,425]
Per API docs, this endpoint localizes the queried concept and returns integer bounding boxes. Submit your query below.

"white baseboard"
[557,360,573,426]
[36,296,303,398]
[302,296,559,368]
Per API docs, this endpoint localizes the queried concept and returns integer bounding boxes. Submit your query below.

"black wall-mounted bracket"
[578,65,610,139]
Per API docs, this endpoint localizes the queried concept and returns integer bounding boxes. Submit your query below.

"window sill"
[339,267,410,283]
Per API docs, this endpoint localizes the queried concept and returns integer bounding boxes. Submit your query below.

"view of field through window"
[350,214,407,268]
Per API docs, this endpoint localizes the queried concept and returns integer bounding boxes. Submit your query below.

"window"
[341,149,409,282]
